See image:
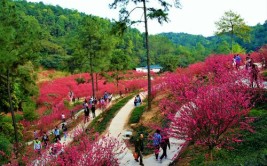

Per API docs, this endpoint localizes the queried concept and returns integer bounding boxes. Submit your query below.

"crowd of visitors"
[232,53,264,88]
[152,129,170,163]
[233,54,242,70]
[32,90,113,156]
[134,129,171,164]
[82,91,113,123]
[134,94,142,106]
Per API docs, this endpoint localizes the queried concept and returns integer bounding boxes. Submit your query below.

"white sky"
[27,0,267,37]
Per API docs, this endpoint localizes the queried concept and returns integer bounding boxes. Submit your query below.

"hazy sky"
[27,0,267,37]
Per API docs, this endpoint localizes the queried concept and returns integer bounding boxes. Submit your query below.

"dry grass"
[36,67,69,84]
[141,92,167,125]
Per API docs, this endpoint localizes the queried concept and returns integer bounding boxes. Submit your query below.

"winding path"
[107,92,185,166]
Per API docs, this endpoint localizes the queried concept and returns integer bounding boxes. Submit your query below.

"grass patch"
[186,108,267,166]
[262,71,267,77]
[88,94,134,134]
[129,104,146,124]
[249,108,267,117]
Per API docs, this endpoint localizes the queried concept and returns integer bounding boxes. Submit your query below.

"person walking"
[100,97,105,110]
[160,136,170,162]
[33,137,42,155]
[250,63,260,88]
[91,103,96,118]
[153,129,162,160]
[134,134,144,166]
[62,123,68,141]
[84,103,90,123]
[61,113,66,123]
[71,110,75,120]
[104,91,109,102]
[232,55,236,68]
[245,54,251,70]
[262,56,266,69]
[235,54,241,70]
[108,93,113,103]
[33,130,38,139]
[53,126,60,141]
[41,132,49,148]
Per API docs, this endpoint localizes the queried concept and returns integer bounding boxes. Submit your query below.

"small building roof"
[136,65,162,69]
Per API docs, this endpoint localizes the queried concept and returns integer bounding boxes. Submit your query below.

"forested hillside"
[10,1,267,70]
[160,21,267,54]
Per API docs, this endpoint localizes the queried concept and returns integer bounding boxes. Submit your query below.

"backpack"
[62,126,67,132]
[153,133,161,146]
[43,135,48,141]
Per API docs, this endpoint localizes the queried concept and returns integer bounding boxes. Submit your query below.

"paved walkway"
[27,107,85,146]
[32,97,118,165]
[107,92,185,166]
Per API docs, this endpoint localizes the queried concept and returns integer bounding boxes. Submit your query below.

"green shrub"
[129,105,145,124]
[251,89,267,109]
[89,94,134,133]
[190,154,205,166]
[2,114,23,123]
[23,99,37,121]
[249,109,267,117]
[0,134,11,165]
[75,77,85,84]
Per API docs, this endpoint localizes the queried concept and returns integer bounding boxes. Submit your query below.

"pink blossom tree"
[24,132,123,166]
[161,64,254,160]
[49,134,123,166]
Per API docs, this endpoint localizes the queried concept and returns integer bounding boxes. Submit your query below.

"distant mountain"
[159,32,209,47]
[160,21,267,52]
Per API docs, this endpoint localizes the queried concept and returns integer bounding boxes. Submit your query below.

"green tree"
[232,43,246,54]
[0,0,43,157]
[214,40,231,54]
[215,10,251,53]
[159,54,179,72]
[110,0,181,110]
[149,35,176,65]
[175,45,192,67]
[75,16,113,97]
[110,49,132,89]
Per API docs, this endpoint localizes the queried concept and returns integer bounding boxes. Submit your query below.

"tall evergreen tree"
[75,16,113,98]
[110,0,181,110]
[0,0,43,157]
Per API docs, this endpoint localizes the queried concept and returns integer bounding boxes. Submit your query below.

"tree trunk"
[7,69,19,158]
[209,145,214,161]
[116,70,119,89]
[231,25,234,53]
[142,0,151,111]
[210,149,213,161]
[89,53,95,98]
[95,73,98,92]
